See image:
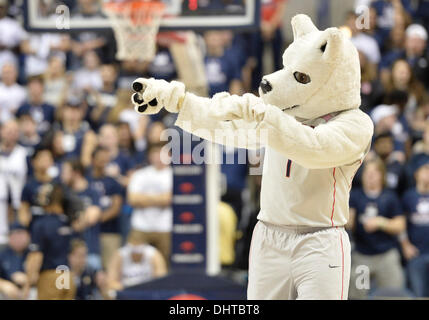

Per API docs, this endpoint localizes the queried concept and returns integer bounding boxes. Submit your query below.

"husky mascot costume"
[132,14,373,300]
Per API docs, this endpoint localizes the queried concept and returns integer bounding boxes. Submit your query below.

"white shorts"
[247,221,351,300]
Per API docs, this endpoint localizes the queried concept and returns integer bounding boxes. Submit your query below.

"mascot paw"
[132,78,185,115]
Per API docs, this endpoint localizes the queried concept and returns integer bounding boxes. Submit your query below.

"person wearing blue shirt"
[51,99,97,167]
[347,158,406,299]
[86,147,123,270]
[15,76,56,136]
[18,148,57,230]
[63,160,103,271]
[203,30,243,97]
[401,161,429,297]
[0,222,29,299]
[24,183,77,300]
[68,239,105,300]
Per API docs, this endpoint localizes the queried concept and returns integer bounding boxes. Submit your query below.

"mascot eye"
[294,72,311,84]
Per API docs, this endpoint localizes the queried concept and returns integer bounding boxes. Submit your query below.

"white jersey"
[119,244,156,288]
[128,166,173,232]
[258,146,364,227]
[175,92,374,228]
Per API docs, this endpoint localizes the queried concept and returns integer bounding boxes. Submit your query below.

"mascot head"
[259,14,361,120]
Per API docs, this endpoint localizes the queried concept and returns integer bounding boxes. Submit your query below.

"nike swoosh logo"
[329,265,340,268]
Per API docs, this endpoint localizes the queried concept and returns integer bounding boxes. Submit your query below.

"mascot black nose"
[260,79,273,94]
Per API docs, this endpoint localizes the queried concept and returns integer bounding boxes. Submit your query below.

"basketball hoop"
[103,0,166,61]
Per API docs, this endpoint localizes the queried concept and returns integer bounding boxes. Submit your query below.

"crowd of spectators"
[1,0,429,300]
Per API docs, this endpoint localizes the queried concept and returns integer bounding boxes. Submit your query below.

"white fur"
[133,14,374,226]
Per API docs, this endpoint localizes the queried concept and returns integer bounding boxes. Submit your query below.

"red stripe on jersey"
[331,168,337,227]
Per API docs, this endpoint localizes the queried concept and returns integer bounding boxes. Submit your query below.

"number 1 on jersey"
[286,159,292,178]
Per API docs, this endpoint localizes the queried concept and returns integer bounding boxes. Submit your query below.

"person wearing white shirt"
[0,1,28,71]
[127,142,173,264]
[0,63,27,123]
[0,120,28,247]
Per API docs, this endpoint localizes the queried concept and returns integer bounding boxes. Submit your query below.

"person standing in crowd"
[18,148,56,229]
[86,147,123,269]
[107,230,167,291]
[204,30,243,97]
[249,0,287,92]
[16,75,56,136]
[347,159,406,299]
[0,222,30,299]
[98,124,135,188]
[51,98,97,168]
[127,142,172,264]
[0,62,27,123]
[0,0,28,72]
[401,161,429,297]
[0,120,27,249]
[62,160,102,271]
[23,184,77,300]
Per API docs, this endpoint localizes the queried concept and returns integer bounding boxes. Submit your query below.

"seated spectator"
[16,75,56,136]
[127,142,172,264]
[0,120,28,247]
[347,158,406,299]
[18,148,57,229]
[62,160,102,271]
[68,239,107,300]
[107,230,167,291]
[0,62,27,123]
[401,161,429,297]
[380,24,429,89]
[0,0,28,72]
[86,147,123,269]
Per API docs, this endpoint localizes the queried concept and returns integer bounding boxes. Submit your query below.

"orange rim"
[103,1,165,14]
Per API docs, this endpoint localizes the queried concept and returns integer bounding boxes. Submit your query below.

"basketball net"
[103,1,166,61]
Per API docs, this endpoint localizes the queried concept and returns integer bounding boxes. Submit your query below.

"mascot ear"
[291,14,318,40]
[318,28,343,61]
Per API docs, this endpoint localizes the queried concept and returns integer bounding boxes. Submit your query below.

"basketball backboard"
[23,0,260,32]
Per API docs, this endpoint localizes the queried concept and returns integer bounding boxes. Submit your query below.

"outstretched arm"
[132,78,265,149]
